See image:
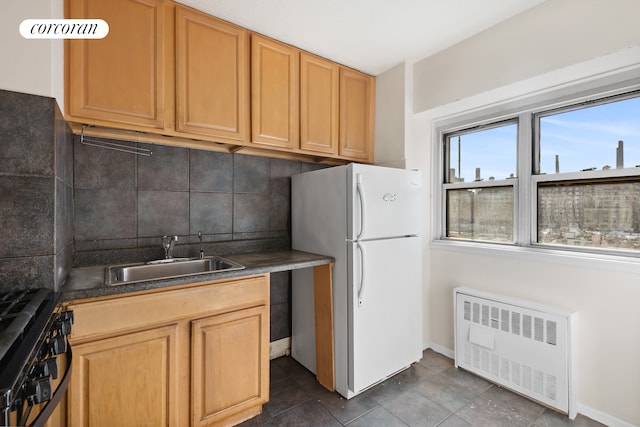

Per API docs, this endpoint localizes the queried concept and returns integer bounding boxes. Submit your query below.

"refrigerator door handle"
[357,241,366,307]
[356,173,366,240]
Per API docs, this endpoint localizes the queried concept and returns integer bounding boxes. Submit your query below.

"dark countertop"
[62,250,334,302]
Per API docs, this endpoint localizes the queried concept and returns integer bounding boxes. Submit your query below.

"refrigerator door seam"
[356,241,366,307]
[356,173,366,240]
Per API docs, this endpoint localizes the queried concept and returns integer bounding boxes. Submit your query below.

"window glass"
[446,186,513,242]
[538,95,640,174]
[446,123,517,183]
[537,180,640,251]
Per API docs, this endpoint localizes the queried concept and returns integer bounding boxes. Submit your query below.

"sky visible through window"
[448,124,517,183]
[539,95,640,174]
[447,95,640,182]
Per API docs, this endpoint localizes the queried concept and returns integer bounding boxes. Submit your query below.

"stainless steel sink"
[105,256,245,286]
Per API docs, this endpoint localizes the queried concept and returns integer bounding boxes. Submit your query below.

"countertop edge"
[61,250,334,302]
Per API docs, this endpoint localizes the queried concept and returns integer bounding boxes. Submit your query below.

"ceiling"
[176,0,546,76]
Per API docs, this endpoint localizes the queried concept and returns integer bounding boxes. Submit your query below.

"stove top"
[0,289,51,364]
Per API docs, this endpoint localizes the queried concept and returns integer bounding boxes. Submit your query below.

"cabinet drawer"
[68,274,269,342]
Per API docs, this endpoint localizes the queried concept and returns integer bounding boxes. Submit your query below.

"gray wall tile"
[190,150,233,192]
[137,191,189,237]
[270,158,300,196]
[0,256,54,291]
[75,188,137,240]
[0,175,54,257]
[270,192,290,231]
[270,271,291,305]
[270,302,291,341]
[234,193,270,233]
[55,178,73,253]
[138,143,189,191]
[0,90,55,177]
[234,154,269,194]
[74,135,136,190]
[190,192,233,235]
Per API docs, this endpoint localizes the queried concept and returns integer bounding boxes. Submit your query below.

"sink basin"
[106,256,245,286]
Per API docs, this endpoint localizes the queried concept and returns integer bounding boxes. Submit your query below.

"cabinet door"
[300,52,339,155]
[66,0,166,128]
[175,6,249,142]
[339,68,375,162]
[68,325,181,427]
[251,35,299,149]
[191,306,269,426]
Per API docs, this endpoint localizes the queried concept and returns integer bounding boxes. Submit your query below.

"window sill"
[429,238,640,274]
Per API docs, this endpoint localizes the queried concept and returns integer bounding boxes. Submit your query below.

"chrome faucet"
[161,235,178,259]
[198,231,204,259]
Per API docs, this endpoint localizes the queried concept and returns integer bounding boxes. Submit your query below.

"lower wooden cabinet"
[192,306,269,426]
[65,274,270,427]
[69,325,181,427]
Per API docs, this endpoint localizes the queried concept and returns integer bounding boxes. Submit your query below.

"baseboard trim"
[270,337,291,360]
[424,343,637,427]
[576,404,638,427]
[425,342,454,359]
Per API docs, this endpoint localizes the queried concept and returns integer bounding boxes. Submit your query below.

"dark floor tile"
[437,414,472,427]
[416,349,454,374]
[270,400,341,427]
[270,359,289,384]
[363,375,413,404]
[272,356,314,382]
[392,363,433,387]
[382,389,451,427]
[438,366,492,395]
[346,406,408,427]
[413,369,482,412]
[481,386,545,421]
[533,409,607,427]
[236,412,273,426]
[264,375,312,418]
[456,385,544,427]
[317,391,379,425]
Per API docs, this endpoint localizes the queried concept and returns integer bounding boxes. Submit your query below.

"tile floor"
[239,349,605,427]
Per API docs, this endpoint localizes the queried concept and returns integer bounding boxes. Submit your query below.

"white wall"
[382,0,640,425]
[374,62,408,168]
[1,1,64,105]
[413,0,640,113]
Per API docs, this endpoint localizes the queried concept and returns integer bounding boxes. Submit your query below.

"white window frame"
[433,72,640,260]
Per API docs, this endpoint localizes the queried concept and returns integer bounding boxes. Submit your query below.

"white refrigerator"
[291,163,423,399]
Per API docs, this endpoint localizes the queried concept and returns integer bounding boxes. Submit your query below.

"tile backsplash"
[0,90,73,292]
[73,138,326,264]
[73,138,326,342]
[1,88,327,341]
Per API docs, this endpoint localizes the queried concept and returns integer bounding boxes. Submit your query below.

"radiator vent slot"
[454,287,576,419]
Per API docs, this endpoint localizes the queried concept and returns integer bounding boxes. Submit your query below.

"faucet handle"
[161,235,178,259]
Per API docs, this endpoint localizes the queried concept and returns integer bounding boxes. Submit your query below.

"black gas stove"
[0,289,73,427]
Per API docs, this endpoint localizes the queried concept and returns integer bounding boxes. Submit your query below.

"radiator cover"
[454,287,577,419]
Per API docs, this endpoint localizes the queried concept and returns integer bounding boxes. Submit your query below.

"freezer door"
[348,236,422,395]
[348,164,422,240]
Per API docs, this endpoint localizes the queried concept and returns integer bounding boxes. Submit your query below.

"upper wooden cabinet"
[66,0,167,129]
[299,52,339,156]
[65,0,375,163]
[250,35,299,150]
[339,68,375,162]
[175,7,249,142]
